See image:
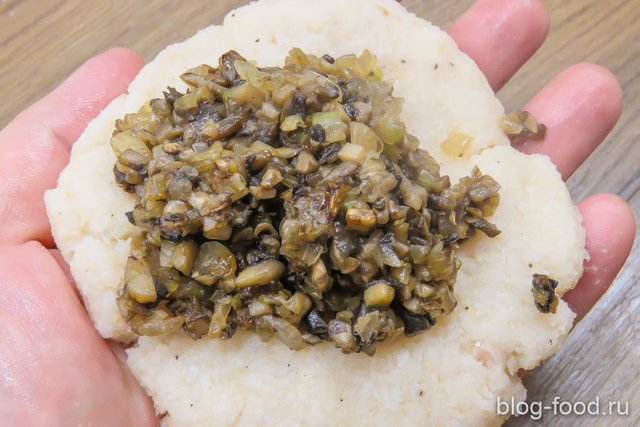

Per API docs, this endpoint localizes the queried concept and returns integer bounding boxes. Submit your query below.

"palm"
[0,0,634,425]
[0,244,156,425]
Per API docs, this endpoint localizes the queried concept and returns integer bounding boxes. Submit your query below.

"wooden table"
[0,1,637,425]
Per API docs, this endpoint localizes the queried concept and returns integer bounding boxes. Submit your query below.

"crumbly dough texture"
[45,0,586,425]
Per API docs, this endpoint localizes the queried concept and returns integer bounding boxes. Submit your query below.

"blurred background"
[0,1,637,425]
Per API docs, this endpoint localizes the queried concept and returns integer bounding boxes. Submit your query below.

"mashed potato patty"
[45,0,585,425]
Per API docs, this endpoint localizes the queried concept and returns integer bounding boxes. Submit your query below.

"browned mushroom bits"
[531,274,559,314]
[112,48,502,355]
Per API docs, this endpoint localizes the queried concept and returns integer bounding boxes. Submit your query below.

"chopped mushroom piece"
[364,282,395,308]
[501,110,547,144]
[235,260,286,287]
[112,49,502,355]
[346,208,376,232]
[532,274,559,314]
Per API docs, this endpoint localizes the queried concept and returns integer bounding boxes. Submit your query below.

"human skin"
[0,0,635,425]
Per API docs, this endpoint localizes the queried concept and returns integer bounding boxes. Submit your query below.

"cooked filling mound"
[112,49,501,355]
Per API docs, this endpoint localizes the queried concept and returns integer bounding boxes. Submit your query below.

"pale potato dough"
[45,0,585,425]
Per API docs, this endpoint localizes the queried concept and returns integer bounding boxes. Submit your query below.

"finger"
[516,63,623,180]
[447,0,550,91]
[563,194,636,322]
[49,248,78,297]
[0,242,157,425]
[0,48,144,247]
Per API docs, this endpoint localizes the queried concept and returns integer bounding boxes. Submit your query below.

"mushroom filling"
[531,274,559,314]
[112,49,502,355]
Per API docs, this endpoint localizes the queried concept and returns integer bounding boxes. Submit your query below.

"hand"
[0,0,634,425]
